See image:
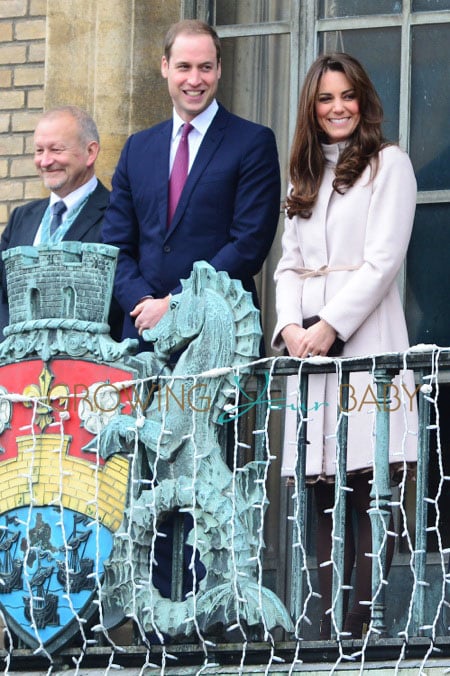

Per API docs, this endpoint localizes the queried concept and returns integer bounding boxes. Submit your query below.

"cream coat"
[272,143,418,478]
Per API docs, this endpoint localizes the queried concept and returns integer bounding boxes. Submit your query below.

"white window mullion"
[399,0,412,152]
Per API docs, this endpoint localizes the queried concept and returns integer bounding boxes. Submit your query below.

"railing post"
[254,372,269,463]
[171,515,185,601]
[411,370,431,635]
[291,371,309,623]
[369,368,395,637]
[331,370,349,637]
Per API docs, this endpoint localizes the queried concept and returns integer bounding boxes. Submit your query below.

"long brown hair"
[286,52,386,219]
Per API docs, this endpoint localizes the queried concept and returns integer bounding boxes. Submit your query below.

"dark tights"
[314,473,395,630]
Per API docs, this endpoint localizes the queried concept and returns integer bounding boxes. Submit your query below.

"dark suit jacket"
[102,104,281,341]
[0,181,123,340]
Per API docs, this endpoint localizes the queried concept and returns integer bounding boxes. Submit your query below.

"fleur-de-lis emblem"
[23,364,69,432]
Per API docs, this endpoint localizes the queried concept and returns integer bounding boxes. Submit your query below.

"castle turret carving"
[3,242,118,329]
[0,242,137,362]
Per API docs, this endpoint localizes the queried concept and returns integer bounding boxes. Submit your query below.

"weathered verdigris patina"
[90,260,293,636]
[0,243,291,650]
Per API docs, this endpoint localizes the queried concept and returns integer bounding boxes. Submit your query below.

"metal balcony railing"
[256,348,450,658]
[3,347,450,674]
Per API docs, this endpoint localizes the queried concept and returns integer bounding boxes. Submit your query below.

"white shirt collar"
[49,175,98,213]
[171,100,219,140]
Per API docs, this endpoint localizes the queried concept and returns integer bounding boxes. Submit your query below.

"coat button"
[163,245,171,253]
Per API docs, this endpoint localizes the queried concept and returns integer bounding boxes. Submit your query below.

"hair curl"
[286,52,387,219]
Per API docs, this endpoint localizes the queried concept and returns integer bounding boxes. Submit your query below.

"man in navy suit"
[102,20,280,603]
[0,105,122,339]
[102,19,281,344]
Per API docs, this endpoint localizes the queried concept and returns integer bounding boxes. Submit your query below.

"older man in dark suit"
[102,19,281,345]
[0,105,122,339]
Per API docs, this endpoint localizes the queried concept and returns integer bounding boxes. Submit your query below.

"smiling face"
[33,112,98,198]
[315,69,361,143]
[161,32,221,122]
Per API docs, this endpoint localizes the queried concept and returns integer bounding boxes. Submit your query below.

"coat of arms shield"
[0,242,146,652]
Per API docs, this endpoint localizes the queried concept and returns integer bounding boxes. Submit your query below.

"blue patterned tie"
[50,200,67,235]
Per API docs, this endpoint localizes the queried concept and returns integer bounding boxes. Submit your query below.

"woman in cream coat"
[272,53,417,639]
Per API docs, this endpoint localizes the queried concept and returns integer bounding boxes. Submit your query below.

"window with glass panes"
[187,0,450,346]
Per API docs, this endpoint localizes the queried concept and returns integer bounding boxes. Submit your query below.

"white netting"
[0,348,448,675]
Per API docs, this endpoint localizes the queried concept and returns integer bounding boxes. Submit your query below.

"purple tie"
[167,122,193,226]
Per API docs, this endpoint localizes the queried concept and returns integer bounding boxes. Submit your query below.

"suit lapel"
[26,201,48,244]
[156,122,173,234]
[165,106,229,238]
[63,182,109,241]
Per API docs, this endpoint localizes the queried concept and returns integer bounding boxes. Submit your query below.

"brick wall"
[0,0,47,232]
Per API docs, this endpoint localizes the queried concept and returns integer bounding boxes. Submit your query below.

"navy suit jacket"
[0,181,123,340]
[102,104,281,341]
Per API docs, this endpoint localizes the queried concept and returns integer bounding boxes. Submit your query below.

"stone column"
[44,1,181,187]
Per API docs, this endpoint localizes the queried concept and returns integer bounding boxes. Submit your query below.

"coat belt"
[298,264,361,279]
